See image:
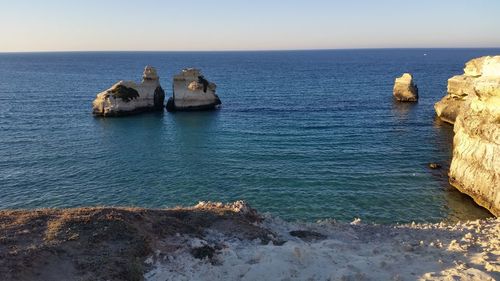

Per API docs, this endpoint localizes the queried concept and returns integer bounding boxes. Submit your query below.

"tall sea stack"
[393,73,419,102]
[92,66,165,116]
[166,68,221,112]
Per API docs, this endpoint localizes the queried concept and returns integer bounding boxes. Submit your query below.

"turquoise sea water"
[0,49,497,223]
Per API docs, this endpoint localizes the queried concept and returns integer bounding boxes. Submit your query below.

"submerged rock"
[428,163,442,170]
[166,68,221,112]
[435,56,500,124]
[92,66,165,116]
[393,73,419,102]
[449,56,500,216]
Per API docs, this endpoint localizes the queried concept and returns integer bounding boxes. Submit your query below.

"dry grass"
[0,203,272,281]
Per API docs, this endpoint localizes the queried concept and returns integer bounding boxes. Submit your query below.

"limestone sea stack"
[449,56,500,216]
[166,68,221,112]
[92,66,165,116]
[393,73,419,102]
[435,56,500,124]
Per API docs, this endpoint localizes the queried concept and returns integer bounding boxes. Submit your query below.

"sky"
[0,0,499,52]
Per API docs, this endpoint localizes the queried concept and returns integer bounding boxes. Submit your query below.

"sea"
[0,49,497,223]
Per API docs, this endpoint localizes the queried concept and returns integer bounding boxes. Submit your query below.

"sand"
[0,201,498,281]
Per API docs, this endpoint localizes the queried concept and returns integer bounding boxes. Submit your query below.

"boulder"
[166,68,221,112]
[428,163,442,170]
[435,56,500,124]
[448,57,500,216]
[92,66,165,116]
[393,73,419,102]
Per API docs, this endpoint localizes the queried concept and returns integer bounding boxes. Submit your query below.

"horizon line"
[1,46,500,54]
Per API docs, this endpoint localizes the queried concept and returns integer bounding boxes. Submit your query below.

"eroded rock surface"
[393,73,419,102]
[92,66,165,116]
[449,69,500,216]
[435,56,500,124]
[166,68,221,112]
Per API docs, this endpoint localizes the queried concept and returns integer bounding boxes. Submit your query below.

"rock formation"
[448,56,500,216]
[435,56,500,124]
[393,73,419,102]
[166,68,221,112]
[92,66,165,116]
[1,202,499,281]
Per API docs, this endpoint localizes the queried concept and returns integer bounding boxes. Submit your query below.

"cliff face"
[435,56,500,124]
[449,58,500,216]
[166,68,221,112]
[92,66,165,116]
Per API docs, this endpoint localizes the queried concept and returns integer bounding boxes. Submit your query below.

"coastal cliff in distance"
[448,56,500,216]
[92,66,165,116]
[435,56,500,124]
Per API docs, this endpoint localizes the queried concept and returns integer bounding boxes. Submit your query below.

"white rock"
[435,56,500,124]
[448,57,500,216]
[464,56,500,77]
[166,68,221,112]
[393,73,419,102]
[92,66,165,116]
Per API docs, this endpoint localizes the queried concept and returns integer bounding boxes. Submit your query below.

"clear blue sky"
[0,0,499,52]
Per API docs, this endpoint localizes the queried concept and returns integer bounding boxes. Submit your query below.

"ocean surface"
[0,49,497,223]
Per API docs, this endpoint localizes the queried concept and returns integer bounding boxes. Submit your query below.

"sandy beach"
[1,201,498,281]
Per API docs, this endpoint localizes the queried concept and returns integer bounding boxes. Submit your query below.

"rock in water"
[428,163,441,169]
[435,56,500,124]
[92,66,165,116]
[393,73,419,102]
[166,68,221,112]
[449,56,500,216]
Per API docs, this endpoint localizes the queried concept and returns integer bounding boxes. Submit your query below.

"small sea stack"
[393,73,419,102]
[92,66,165,117]
[166,68,221,112]
[435,56,500,124]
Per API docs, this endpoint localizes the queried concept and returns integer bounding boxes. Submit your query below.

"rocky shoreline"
[1,202,498,281]
[28,55,497,280]
[435,56,500,217]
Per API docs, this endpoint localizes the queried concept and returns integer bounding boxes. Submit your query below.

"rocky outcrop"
[448,56,500,216]
[435,56,500,124]
[92,66,165,116]
[393,73,418,102]
[166,68,221,112]
[0,202,500,281]
[1,202,499,281]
